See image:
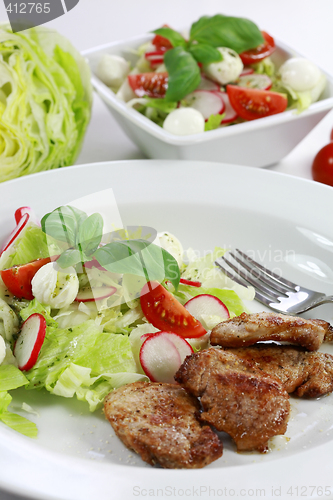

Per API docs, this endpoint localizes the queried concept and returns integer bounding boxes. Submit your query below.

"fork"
[215,249,333,315]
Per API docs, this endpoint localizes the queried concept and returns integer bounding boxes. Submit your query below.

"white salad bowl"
[83,34,333,168]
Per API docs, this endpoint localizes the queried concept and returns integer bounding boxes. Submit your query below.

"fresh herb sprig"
[41,206,180,289]
[152,14,264,102]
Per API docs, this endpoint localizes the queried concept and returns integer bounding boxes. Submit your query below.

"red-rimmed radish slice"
[83,258,108,271]
[237,74,272,90]
[240,67,254,77]
[14,313,46,371]
[184,294,230,329]
[179,278,202,287]
[14,207,39,226]
[0,213,29,254]
[197,75,220,91]
[217,92,238,123]
[145,50,164,68]
[182,90,225,121]
[75,285,117,302]
[139,331,193,383]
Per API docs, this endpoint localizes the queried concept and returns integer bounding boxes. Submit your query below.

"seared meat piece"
[210,312,333,351]
[104,381,222,469]
[175,349,290,453]
[225,344,333,398]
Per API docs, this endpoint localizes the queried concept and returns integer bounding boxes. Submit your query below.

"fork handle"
[303,295,333,313]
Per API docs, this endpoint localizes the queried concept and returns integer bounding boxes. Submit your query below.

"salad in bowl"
[95,14,327,135]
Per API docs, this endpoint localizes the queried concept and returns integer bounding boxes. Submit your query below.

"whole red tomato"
[312,142,333,186]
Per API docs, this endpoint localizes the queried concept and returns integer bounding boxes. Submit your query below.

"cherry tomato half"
[312,142,333,187]
[152,34,173,51]
[140,281,207,338]
[128,72,168,98]
[239,31,275,65]
[226,85,287,121]
[1,257,52,300]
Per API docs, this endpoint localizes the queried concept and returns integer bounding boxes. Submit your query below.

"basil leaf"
[205,113,224,131]
[94,240,180,289]
[57,248,82,268]
[78,213,104,256]
[189,15,264,53]
[151,27,187,48]
[164,47,201,102]
[189,43,223,64]
[41,206,87,247]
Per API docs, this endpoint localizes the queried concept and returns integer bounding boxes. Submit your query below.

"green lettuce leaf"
[0,24,92,183]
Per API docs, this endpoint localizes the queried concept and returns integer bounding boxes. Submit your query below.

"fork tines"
[215,249,299,307]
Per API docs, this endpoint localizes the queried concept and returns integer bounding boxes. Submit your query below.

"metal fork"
[215,249,333,315]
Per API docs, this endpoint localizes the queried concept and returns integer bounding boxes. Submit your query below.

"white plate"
[0,160,333,500]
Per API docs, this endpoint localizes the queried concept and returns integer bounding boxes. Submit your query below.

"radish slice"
[75,285,117,302]
[139,331,193,383]
[237,74,272,90]
[197,75,220,91]
[14,207,39,226]
[0,213,29,254]
[83,258,108,271]
[179,278,202,287]
[14,313,46,371]
[218,92,238,123]
[182,90,225,121]
[184,294,230,330]
[240,67,254,76]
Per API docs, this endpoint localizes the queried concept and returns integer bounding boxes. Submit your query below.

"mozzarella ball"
[32,262,79,309]
[163,108,205,135]
[203,47,243,85]
[279,58,322,92]
[96,54,130,88]
[0,335,5,365]
[156,231,184,267]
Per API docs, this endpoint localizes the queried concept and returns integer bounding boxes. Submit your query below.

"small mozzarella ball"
[203,47,243,85]
[156,232,184,267]
[96,54,130,88]
[279,58,322,92]
[32,262,79,309]
[0,335,6,365]
[163,108,205,135]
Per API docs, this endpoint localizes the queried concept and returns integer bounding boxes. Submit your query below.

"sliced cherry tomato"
[1,257,53,300]
[226,85,287,121]
[140,281,207,338]
[128,72,168,98]
[239,31,275,65]
[152,26,173,51]
[312,142,333,186]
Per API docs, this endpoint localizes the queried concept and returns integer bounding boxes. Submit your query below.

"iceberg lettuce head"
[0,24,92,182]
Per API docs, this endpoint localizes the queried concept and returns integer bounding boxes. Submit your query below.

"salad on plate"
[0,204,252,438]
[96,14,327,135]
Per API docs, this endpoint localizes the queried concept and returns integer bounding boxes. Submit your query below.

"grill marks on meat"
[175,349,290,453]
[210,312,333,351]
[225,344,333,398]
[104,381,223,469]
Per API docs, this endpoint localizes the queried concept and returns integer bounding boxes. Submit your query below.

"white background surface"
[1,0,333,180]
[0,1,333,499]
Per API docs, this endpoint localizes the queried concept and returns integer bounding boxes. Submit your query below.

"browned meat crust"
[225,344,333,398]
[104,381,223,469]
[175,349,290,453]
[210,312,333,351]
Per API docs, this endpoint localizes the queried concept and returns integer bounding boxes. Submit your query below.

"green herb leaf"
[189,15,264,53]
[94,239,180,289]
[56,248,82,268]
[164,47,201,102]
[188,43,223,64]
[78,213,104,256]
[41,206,88,247]
[205,113,224,131]
[151,27,187,48]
